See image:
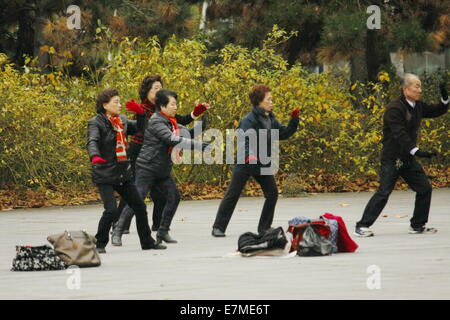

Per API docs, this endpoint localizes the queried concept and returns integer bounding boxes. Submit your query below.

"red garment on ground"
[322,213,358,252]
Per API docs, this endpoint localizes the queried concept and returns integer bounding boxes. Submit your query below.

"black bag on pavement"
[238,227,288,254]
[297,223,333,257]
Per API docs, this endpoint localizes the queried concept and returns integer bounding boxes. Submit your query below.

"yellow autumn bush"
[0,28,448,193]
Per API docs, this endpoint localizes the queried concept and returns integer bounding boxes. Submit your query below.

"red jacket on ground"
[321,213,358,253]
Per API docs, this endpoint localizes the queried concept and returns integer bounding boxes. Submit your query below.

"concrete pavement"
[0,188,449,300]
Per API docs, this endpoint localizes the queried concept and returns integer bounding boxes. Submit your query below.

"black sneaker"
[212,228,226,237]
[409,226,437,234]
[354,226,374,237]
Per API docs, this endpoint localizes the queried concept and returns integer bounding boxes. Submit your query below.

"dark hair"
[249,84,271,106]
[139,75,163,102]
[155,89,177,110]
[96,89,119,114]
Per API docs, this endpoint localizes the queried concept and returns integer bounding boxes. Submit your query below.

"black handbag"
[238,227,288,254]
[297,223,333,257]
[11,245,68,271]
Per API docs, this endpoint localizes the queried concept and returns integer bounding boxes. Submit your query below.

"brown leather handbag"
[47,230,101,267]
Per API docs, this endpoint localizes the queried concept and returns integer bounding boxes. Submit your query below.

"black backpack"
[238,227,288,254]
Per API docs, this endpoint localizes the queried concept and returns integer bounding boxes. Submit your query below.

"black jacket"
[86,113,144,185]
[136,112,205,177]
[235,106,299,173]
[128,101,196,161]
[381,95,448,160]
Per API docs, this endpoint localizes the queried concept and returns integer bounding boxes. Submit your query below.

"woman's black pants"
[213,166,278,234]
[96,181,153,248]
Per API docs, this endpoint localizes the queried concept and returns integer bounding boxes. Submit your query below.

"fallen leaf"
[339,203,351,207]
[395,215,408,218]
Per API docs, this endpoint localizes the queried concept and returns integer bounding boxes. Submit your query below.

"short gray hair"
[401,73,420,88]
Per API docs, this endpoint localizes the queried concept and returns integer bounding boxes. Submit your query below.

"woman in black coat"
[212,84,300,237]
[86,88,166,253]
[115,75,211,234]
[113,89,209,245]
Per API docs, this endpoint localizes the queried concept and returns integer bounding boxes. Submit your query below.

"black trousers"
[213,166,278,234]
[120,168,181,232]
[117,183,167,230]
[96,181,154,248]
[117,154,167,230]
[357,158,432,229]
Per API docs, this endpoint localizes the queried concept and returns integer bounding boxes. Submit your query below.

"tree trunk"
[15,6,36,65]
[366,29,391,82]
[350,52,368,83]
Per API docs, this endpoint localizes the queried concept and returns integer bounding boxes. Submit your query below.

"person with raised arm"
[113,89,210,245]
[86,89,166,253]
[211,84,300,237]
[354,74,448,237]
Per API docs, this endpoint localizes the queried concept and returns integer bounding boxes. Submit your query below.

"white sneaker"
[354,227,374,237]
[409,226,437,234]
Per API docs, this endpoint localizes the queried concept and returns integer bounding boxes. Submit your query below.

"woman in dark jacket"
[86,88,166,253]
[115,75,211,234]
[212,84,300,237]
[113,89,209,245]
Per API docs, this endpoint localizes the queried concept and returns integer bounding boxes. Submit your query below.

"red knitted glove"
[192,104,208,117]
[126,99,145,115]
[245,155,258,164]
[289,108,300,119]
[92,156,107,164]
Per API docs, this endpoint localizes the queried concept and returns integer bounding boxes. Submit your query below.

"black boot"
[111,231,122,246]
[212,228,226,237]
[96,247,106,254]
[156,230,178,244]
[111,210,133,246]
[142,241,167,250]
[110,222,130,234]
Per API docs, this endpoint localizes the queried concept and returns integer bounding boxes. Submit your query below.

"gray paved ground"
[0,189,449,300]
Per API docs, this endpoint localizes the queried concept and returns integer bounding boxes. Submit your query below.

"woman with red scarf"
[114,89,209,245]
[87,89,166,253]
[114,75,210,236]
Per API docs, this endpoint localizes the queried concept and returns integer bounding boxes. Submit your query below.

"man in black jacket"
[355,74,449,237]
[212,84,299,237]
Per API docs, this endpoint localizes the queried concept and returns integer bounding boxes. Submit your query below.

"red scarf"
[160,111,180,161]
[108,115,128,162]
[142,98,156,118]
[130,99,155,145]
